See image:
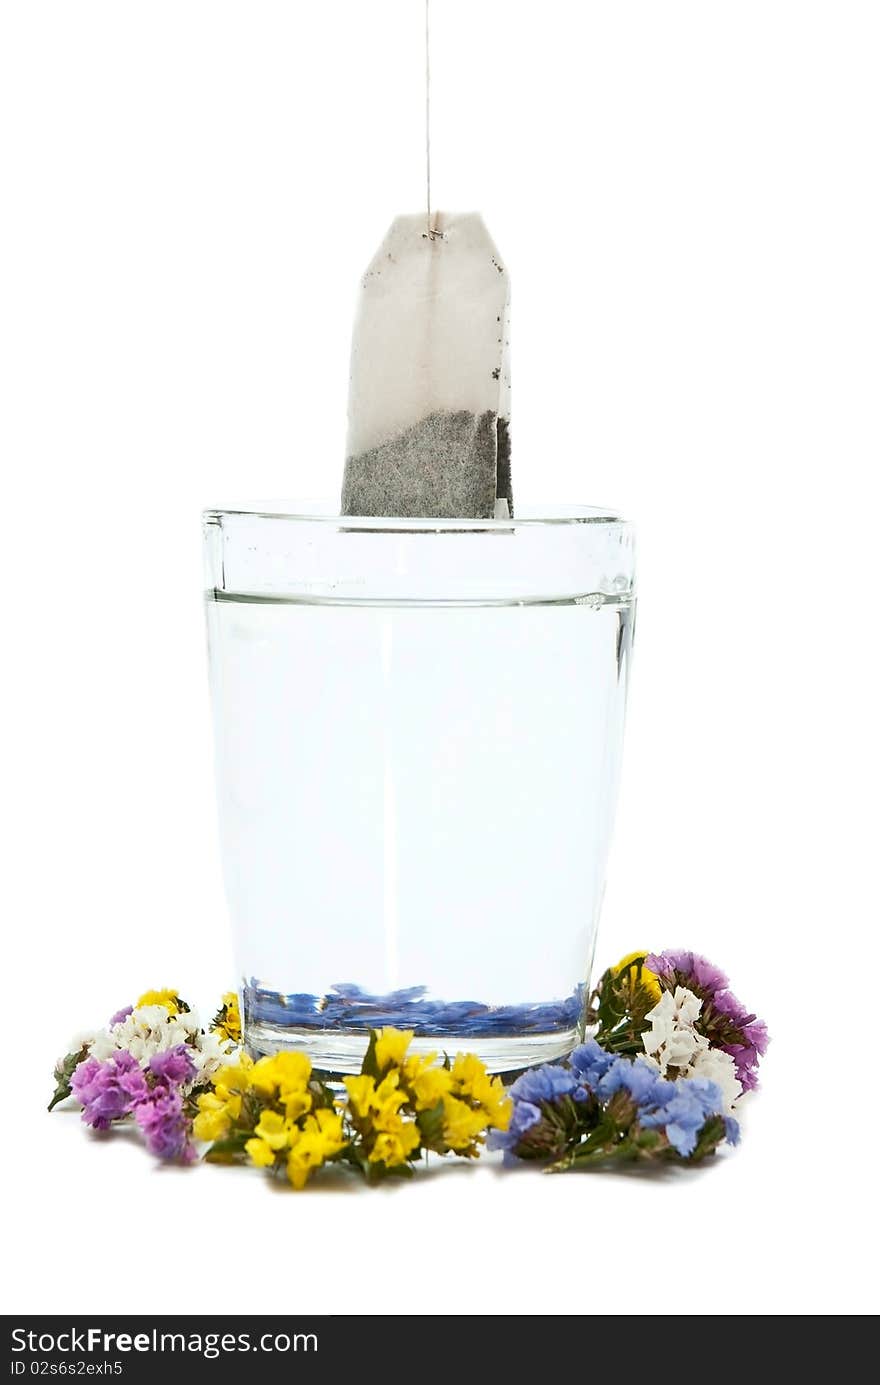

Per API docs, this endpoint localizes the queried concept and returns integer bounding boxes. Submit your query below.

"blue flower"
[494,1035,741,1168]
[641,1076,724,1157]
[487,1099,542,1153]
[509,1065,587,1106]
[493,1063,593,1162]
[596,1056,671,1107]
[680,1076,726,1117]
[510,1101,542,1137]
[569,1039,615,1090]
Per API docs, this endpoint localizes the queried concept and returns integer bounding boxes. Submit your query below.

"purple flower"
[69,1057,103,1111]
[133,1087,195,1163]
[70,1053,148,1130]
[646,949,729,995]
[149,1045,197,1086]
[723,1030,769,1092]
[108,1005,133,1026]
[134,1047,198,1161]
[68,1044,197,1161]
[712,987,750,1025]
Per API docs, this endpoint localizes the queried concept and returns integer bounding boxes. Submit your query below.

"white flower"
[641,986,708,1074]
[193,1029,237,1081]
[641,985,743,1112]
[88,1004,194,1063]
[690,1047,743,1114]
[87,1003,238,1086]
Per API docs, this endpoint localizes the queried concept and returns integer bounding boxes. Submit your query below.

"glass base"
[245,1020,579,1076]
[240,980,586,1075]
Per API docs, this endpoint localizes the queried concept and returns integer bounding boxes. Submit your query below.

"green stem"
[549,1138,641,1173]
[595,1026,645,1055]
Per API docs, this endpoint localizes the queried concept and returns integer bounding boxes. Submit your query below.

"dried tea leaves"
[342,212,512,519]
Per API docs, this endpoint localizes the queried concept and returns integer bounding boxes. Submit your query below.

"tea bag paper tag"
[342,212,512,519]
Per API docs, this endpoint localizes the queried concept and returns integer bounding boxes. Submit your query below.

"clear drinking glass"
[204,504,635,1073]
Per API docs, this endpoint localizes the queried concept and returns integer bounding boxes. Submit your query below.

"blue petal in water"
[245,981,585,1038]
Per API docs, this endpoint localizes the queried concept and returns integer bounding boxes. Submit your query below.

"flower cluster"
[192,1026,511,1188]
[585,948,768,1113]
[50,953,767,1187]
[586,950,664,1054]
[343,1029,511,1175]
[71,1046,199,1160]
[49,988,238,1162]
[211,992,242,1043]
[193,1051,347,1189]
[495,947,768,1172]
[491,1038,739,1169]
[87,996,233,1082]
[645,950,769,1093]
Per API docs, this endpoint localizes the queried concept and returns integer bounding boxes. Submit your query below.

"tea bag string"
[425,0,442,240]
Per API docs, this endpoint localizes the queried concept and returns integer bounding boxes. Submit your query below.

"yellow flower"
[449,1054,511,1126]
[286,1110,348,1190]
[471,1077,511,1131]
[208,1056,254,1122]
[281,1088,312,1121]
[487,1084,512,1131]
[402,1050,437,1082]
[193,1095,232,1143]
[312,1108,347,1153]
[213,992,241,1042]
[343,1074,377,1120]
[253,1109,291,1152]
[214,1093,241,1124]
[343,1071,406,1126]
[136,988,181,1014]
[193,1053,256,1143]
[196,1089,227,1114]
[250,1056,280,1097]
[372,1075,408,1131]
[449,1052,488,1097]
[343,1068,418,1165]
[286,1160,313,1191]
[215,1055,254,1092]
[375,1027,414,1071]
[250,1050,312,1099]
[441,1094,491,1153]
[245,1136,276,1168]
[409,1064,453,1112]
[612,950,661,1002]
[273,1050,312,1091]
[368,1122,421,1167]
[313,1108,346,1142]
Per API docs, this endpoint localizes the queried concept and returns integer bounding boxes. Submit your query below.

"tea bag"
[342,212,512,519]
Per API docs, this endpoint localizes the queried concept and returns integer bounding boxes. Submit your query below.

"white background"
[2,0,878,1317]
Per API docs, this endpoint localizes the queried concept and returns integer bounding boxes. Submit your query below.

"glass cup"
[204,504,635,1073]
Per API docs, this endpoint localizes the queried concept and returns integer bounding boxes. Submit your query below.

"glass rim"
[203,501,629,532]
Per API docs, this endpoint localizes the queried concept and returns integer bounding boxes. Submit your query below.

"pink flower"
[133,1087,196,1162]
[70,1053,148,1130]
[149,1045,197,1086]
